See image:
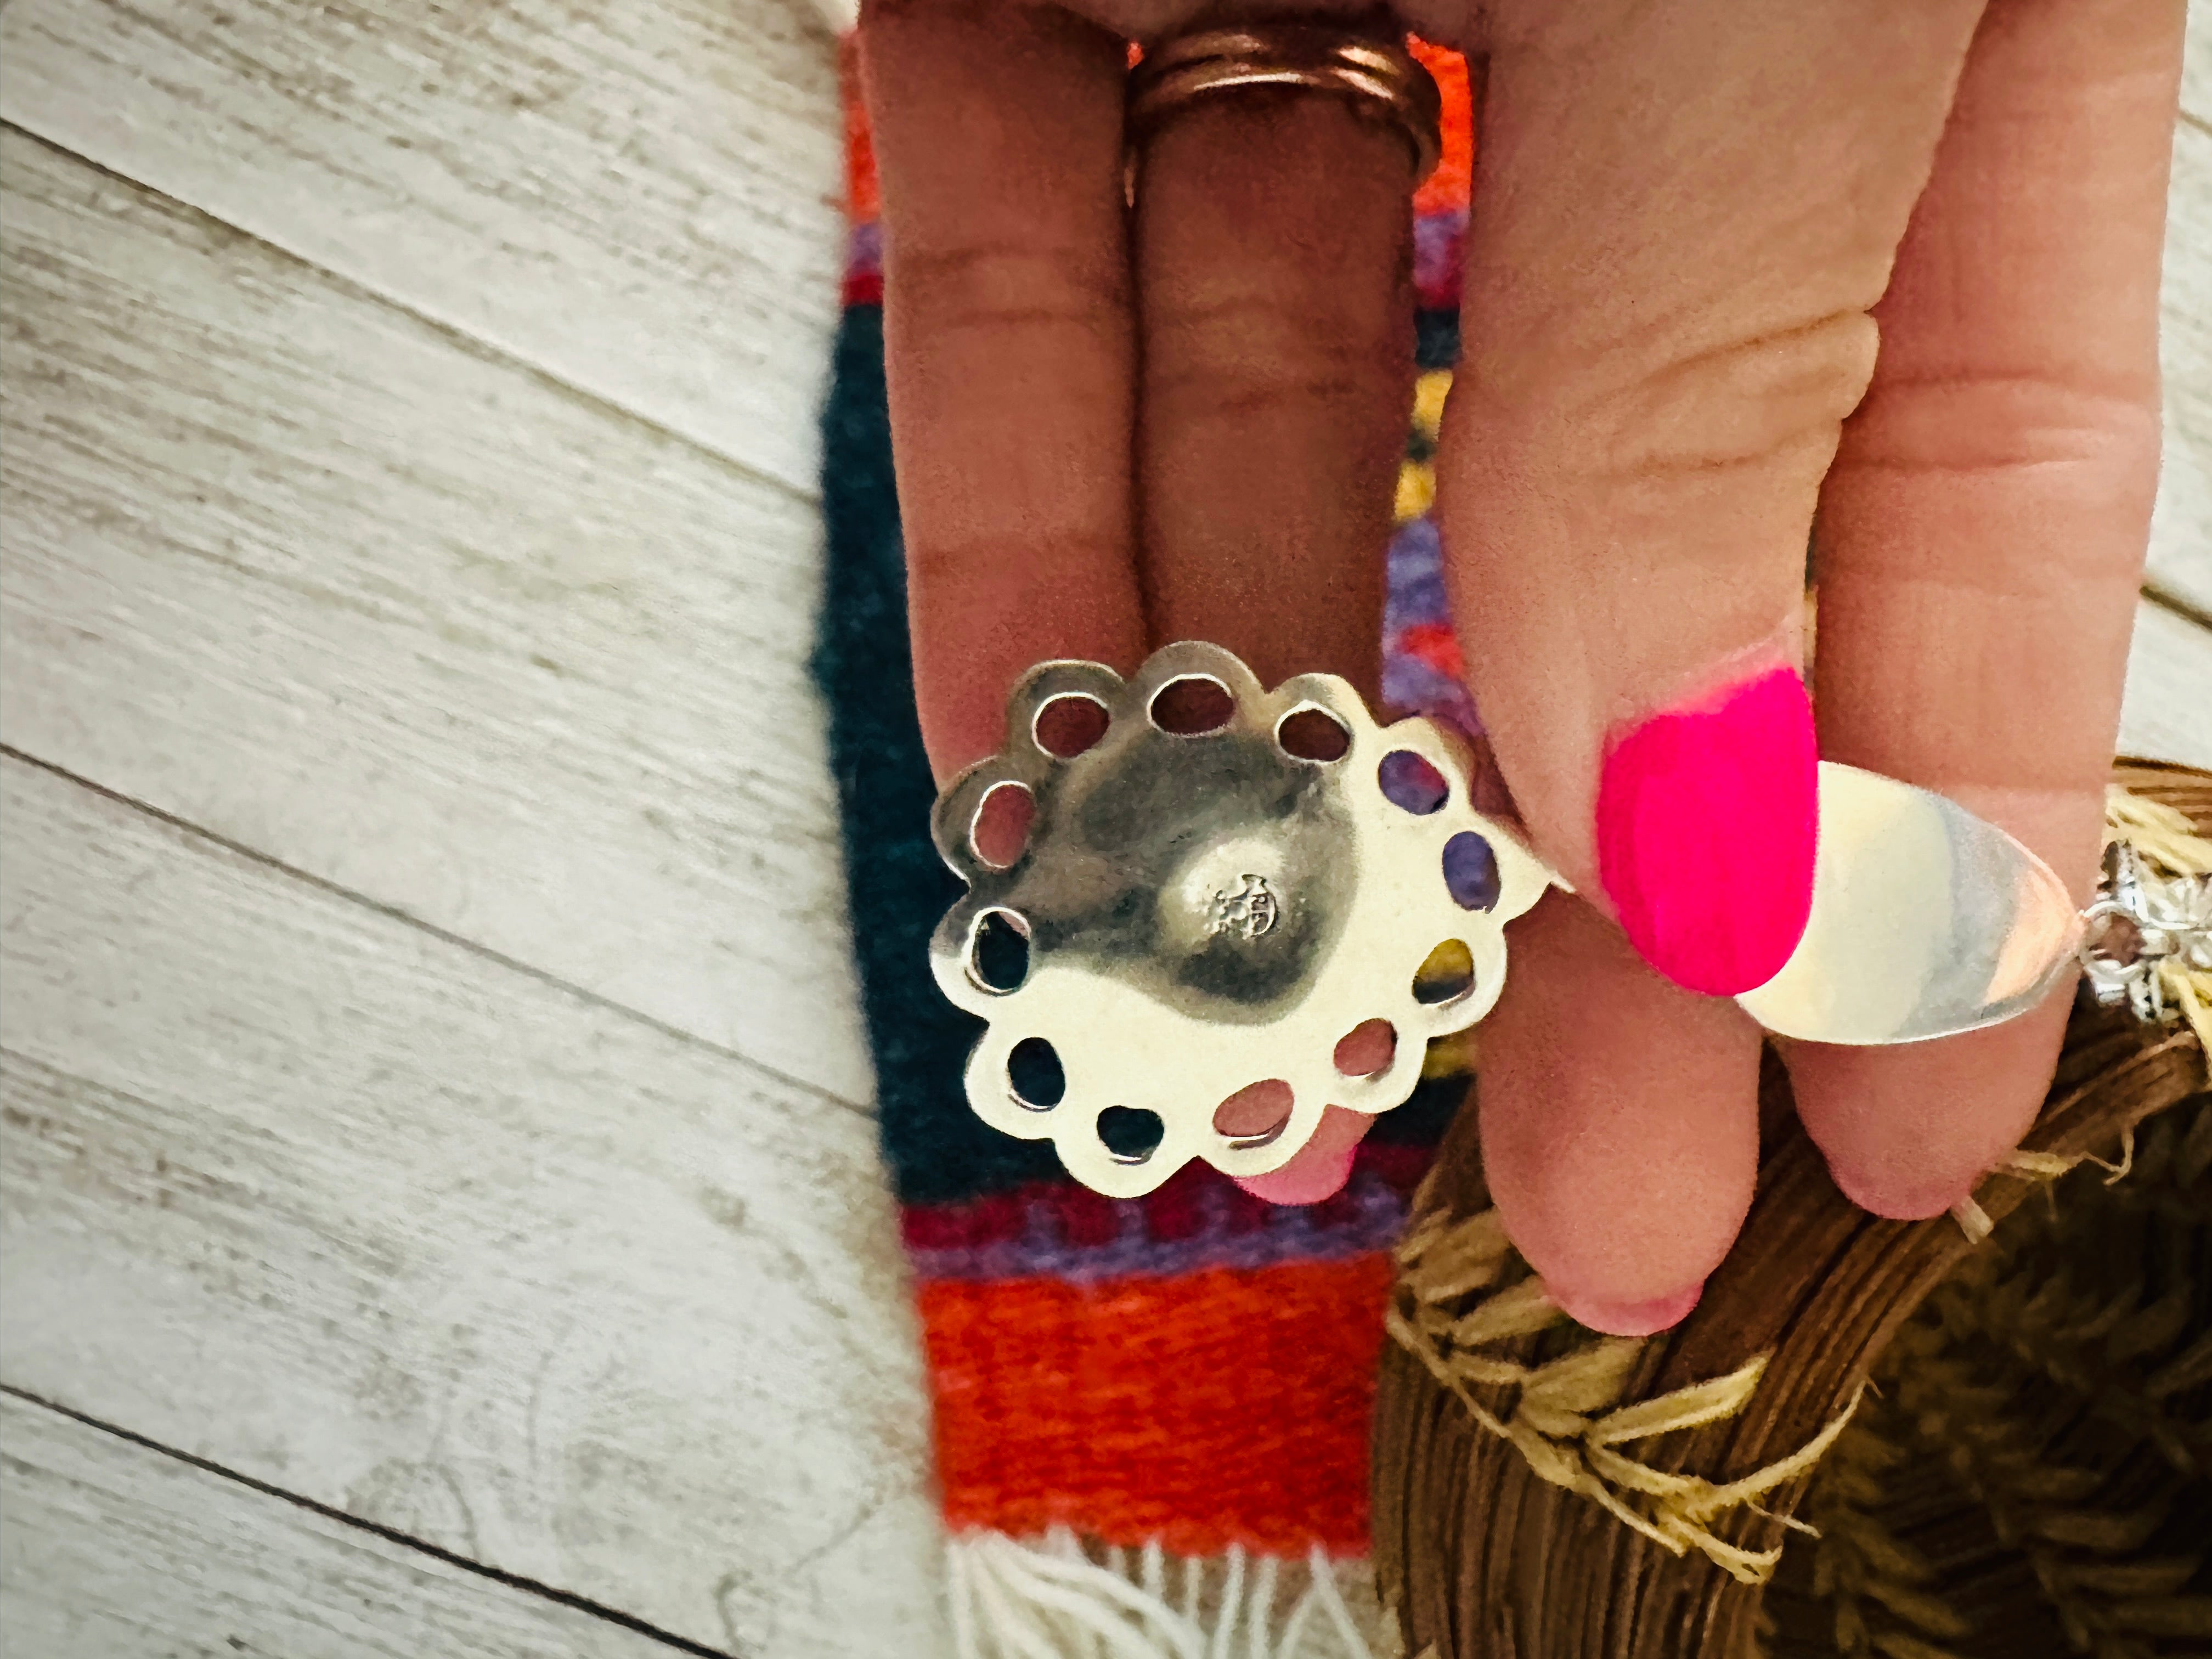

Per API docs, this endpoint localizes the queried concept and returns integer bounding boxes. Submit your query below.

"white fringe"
[946,1530,1387,1659]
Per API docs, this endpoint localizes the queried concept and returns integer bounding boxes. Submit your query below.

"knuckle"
[906,526,1125,589]
[1144,286,1406,416]
[1843,365,2161,484]
[1832,366,2162,586]
[891,235,1125,340]
[1453,306,1884,488]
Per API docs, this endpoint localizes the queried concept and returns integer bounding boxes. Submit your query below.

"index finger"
[859,0,1147,781]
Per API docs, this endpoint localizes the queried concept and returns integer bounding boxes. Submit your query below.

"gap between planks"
[0,120,819,517]
[0,1385,729,1659]
[0,749,949,1656]
[0,742,869,1126]
[2,123,878,1103]
[0,0,850,498]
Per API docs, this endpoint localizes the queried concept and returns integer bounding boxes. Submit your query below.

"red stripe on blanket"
[900,1137,1435,1253]
[919,1255,1393,1556]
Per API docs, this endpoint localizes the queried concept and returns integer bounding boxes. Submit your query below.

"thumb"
[1437,0,1982,995]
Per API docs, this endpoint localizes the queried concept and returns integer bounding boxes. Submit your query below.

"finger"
[1786,0,2183,1217]
[859,0,1147,781]
[1435,0,1983,1326]
[1477,894,1760,1334]
[1132,54,1418,699]
[1127,40,1423,1203]
[1438,0,1985,995]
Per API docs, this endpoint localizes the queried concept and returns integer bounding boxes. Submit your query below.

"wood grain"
[0,1391,695,1659]
[0,0,847,496]
[0,129,872,1104]
[0,755,947,1657]
[2122,596,2212,768]
[2152,103,2212,616]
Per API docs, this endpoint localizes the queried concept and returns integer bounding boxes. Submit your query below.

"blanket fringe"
[945,1530,1389,1659]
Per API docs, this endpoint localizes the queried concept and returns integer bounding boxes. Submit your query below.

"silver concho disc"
[926,642,2092,1198]
[927,641,1552,1198]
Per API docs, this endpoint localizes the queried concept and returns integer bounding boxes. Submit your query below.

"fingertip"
[1548,1279,1705,1339]
[1789,1000,2066,1224]
[1478,893,1759,1319]
[1229,1104,1370,1206]
[1824,1158,1970,1223]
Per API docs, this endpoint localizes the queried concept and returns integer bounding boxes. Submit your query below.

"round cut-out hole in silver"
[1008,1036,1065,1110]
[1442,831,1502,912]
[1149,675,1234,736]
[1034,693,1111,759]
[1379,750,1449,815]
[1097,1105,1166,1163]
[1212,1079,1294,1149]
[1277,706,1352,762]
[967,908,1031,994]
[970,781,1035,870]
[1333,1019,1397,1078]
[1413,939,1474,1006]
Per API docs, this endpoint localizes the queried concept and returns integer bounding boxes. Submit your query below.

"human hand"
[856,0,2185,1333]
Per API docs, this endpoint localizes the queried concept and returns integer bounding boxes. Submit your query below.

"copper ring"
[1127,24,1442,185]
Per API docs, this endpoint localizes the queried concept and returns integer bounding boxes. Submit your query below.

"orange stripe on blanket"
[919,1255,1393,1557]
[841,40,881,222]
[1409,41,1475,219]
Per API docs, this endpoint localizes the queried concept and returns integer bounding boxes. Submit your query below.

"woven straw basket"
[1375,760,2212,1659]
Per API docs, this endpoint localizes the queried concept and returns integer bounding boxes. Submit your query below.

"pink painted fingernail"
[1596,667,1817,996]
[1549,1280,1705,1338]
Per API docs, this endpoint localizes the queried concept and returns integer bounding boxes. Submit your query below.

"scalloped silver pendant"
[927,641,1551,1198]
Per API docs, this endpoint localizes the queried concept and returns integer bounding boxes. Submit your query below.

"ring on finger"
[1126,22,1443,187]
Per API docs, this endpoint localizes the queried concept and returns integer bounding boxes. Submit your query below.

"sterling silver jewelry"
[929,642,2088,1198]
[2079,840,2212,1022]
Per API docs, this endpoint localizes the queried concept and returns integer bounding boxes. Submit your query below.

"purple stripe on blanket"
[906,1166,1413,1284]
[1385,516,1449,635]
[847,218,883,278]
[1381,654,1481,735]
[1413,208,1468,308]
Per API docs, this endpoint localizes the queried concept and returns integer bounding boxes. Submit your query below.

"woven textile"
[814,41,1480,1651]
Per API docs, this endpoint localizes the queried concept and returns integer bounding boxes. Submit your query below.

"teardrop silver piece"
[1734,763,2083,1045]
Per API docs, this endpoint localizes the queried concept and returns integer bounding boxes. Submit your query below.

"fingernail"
[1548,1279,1705,1338]
[1596,666,1817,996]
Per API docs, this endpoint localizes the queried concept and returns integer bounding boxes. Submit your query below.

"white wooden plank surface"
[0,129,871,1105]
[2122,597,2212,768]
[0,0,847,497]
[0,1392,697,1659]
[0,755,949,1658]
[2151,79,2212,616]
